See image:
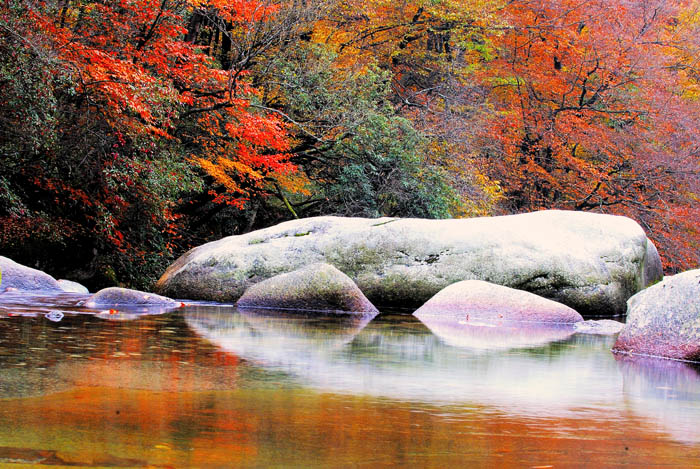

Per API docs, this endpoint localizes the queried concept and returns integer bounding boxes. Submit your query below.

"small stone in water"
[574,319,625,335]
[45,311,64,322]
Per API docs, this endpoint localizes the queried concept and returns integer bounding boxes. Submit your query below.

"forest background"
[0,0,698,290]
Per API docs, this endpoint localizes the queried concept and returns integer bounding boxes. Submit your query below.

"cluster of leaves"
[316,0,700,270]
[0,0,296,287]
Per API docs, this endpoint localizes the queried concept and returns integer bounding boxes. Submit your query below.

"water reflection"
[415,314,576,350]
[186,309,700,444]
[187,310,604,414]
[0,295,698,465]
[0,289,181,320]
[186,307,375,384]
[617,356,700,443]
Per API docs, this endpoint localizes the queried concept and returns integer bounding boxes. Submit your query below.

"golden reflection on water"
[0,301,698,467]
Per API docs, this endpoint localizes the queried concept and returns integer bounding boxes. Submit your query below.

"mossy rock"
[157,211,662,315]
[236,263,378,314]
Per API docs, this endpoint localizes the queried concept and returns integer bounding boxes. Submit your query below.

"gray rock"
[613,269,700,362]
[57,279,89,294]
[642,240,664,287]
[237,263,378,314]
[156,210,662,315]
[0,256,62,291]
[85,287,180,308]
[414,280,583,323]
[574,319,625,335]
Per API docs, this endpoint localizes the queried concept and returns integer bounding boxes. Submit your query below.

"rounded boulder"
[85,287,179,308]
[613,269,700,362]
[236,263,378,314]
[414,280,584,323]
[156,210,662,315]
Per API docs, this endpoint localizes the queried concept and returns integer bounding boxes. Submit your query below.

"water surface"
[0,292,699,467]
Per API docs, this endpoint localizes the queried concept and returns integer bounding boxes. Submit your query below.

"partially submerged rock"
[574,320,625,335]
[613,270,700,362]
[156,210,661,315]
[414,280,583,323]
[57,279,89,294]
[85,287,179,308]
[0,256,62,292]
[237,263,378,314]
[413,281,582,350]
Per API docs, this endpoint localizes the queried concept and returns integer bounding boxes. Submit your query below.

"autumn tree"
[0,0,298,287]
[311,0,699,269]
[475,0,700,269]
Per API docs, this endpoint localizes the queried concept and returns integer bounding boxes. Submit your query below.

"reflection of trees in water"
[0,308,242,397]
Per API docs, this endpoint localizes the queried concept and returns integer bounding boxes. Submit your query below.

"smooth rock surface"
[85,287,179,308]
[0,256,62,291]
[414,280,583,323]
[156,210,662,315]
[613,269,700,362]
[237,263,378,314]
[57,279,89,294]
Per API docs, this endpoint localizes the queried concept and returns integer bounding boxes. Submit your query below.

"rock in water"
[613,270,700,362]
[574,319,625,335]
[57,279,90,294]
[413,280,582,350]
[85,287,179,307]
[414,280,583,323]
[156,210,662,315]
[0,256,62,291]
[237,263,378,314]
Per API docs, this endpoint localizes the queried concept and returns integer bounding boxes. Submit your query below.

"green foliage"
[0,1,201,289]
[261,44,456,219]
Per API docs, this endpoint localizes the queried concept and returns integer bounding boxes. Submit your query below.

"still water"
[0,292,699,468]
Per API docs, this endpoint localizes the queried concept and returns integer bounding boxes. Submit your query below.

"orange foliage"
[30,0,299,209]
[312,0,699,270]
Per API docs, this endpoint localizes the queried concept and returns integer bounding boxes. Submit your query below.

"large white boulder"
[156,210,662,315]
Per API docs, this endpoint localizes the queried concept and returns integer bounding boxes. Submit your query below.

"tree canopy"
[0,0,697,287]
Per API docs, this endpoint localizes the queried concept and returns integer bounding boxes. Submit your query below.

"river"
[0,291,698,467]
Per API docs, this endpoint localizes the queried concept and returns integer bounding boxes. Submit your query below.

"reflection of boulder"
[185,308,375,370]
[614,270,700,361]
[237,263,378,314]
[616,355,700,443]
[93,309,176,321]
[574,320,625,335]
[0,290,86,317]
[185,309,622,416]
[414,317,576,350]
